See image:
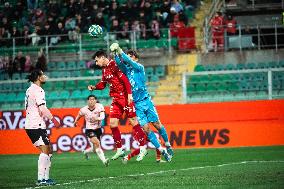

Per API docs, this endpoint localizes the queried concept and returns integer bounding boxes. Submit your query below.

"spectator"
[29,25,41,46]
[13,51,26,73]
[10,26,21,46]
[225,15,237,35]
[169,14,185,37]
[36,48,47,72]
[121,21,130,39]
[151,19,160,39]
[0,26,9,47]
[110,19,122,40]
[22,25,32,46]
[140,21,147,40]
[6,56,14,79]
[24,55,32,72]
[131,20,141,39]
[171,0,184,14]
[50,22,67,45]
[210,11,225,52]
[27,0,38,10]
[93,12,105,28]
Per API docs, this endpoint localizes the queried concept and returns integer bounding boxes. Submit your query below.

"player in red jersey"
[88,50,148,161]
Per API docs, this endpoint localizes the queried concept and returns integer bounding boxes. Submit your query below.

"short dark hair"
[126,49,139,59]
[92,50,107,60]
[26,69,43,82]
[87,94,97,100]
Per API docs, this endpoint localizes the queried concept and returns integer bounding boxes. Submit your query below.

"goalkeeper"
[110,43,174,162]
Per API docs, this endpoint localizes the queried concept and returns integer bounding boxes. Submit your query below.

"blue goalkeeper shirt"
[114,52,149,102]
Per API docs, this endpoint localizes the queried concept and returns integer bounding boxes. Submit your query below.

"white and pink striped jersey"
[25,83,47,129]
[79,103,105,129]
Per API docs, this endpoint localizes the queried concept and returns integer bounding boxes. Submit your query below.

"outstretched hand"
[110,43,123,54]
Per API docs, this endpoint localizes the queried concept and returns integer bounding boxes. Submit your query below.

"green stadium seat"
[3,83,12,91]
[82,89,92,98]
[194,65,205,72]
[72,70,81,77]
[43,82,53,91]
[149,75,159,82]
[50,71,61,78]
[16,92,26,102]
[12,73,21,80]
[77,61,86,69]
[225,63,235,70]
[236,64,245,70]
[214,64,225,71]
[52,100,63,108]
[47,91,60,100]
[58,90,70,99]
[257,62,268,69]
[11,102,22,110]
[65,80,76,90]
[94,70,102,76]
[13,83,23,91]
[195,83,206,92]
[57,62,66,70]
[82,70,94,77]
[70,90,82,99]
[0,93,7,102]
[145,67,154,76]
[66,61,77,70]
[77,80,89,90]
[47,62,57,70]
[61,71,71,78]
[64,100,76,108]
[21,73,28,80]
[204,64,214,71]
[268,61,278,68]
[54,81,65,90]
[155,66,165,77]
[228,82,240,92]
[76,100,86,107]
[246,62,256,69]
[6,93,17,102]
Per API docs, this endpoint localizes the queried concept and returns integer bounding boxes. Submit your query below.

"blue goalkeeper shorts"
[135,97,159,127]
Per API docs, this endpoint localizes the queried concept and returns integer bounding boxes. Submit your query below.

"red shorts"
[110,96,136,119]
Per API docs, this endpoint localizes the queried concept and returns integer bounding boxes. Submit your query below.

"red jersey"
[225,19,237,34]
[95,59,132,97]
[211,16,224,33]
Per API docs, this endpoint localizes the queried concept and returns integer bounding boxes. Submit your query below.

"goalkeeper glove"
[110,43,123,54]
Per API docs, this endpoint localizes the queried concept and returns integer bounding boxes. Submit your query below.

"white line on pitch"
[25,160,284,189]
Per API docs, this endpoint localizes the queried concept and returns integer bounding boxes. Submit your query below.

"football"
[88,24,103,37]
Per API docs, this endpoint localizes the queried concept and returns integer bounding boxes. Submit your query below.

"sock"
[84,147,93,154]
[38,153,49,181]
[128,149,140,160]
[147,131,161,149]
[133,124,147,146]
[44,154,52,180]
[111,127,122,148]
[158,126,170,146]
[156,149,161,160]
[95,148,106,163]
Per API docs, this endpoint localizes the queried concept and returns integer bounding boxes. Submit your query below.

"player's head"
[92,50,109,67]
[87,94,97,107]
[126,49,139,62]
[26,69,47,85]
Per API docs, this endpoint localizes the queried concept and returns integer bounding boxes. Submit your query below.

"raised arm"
[114,54,127,74]
[121,52,144,71]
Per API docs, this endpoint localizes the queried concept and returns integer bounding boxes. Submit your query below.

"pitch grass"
[0,146,284,189]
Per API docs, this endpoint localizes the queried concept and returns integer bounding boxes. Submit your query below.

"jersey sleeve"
[35,89,46,107]
[121,52,144,71]
[98,103,105,112]
[114,55,127,74]
[79,107,85,116]
[95,72,107,90]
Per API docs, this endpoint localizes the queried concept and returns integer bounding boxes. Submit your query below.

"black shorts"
[85,128,102,140]
[25,129,50,146]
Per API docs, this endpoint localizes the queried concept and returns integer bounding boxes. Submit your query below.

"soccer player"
[73,95,110,166]
[24,69,60,186]
[110,43,174,161]
[88,50,147,161]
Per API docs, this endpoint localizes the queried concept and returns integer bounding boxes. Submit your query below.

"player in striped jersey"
[73,95,109,166]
